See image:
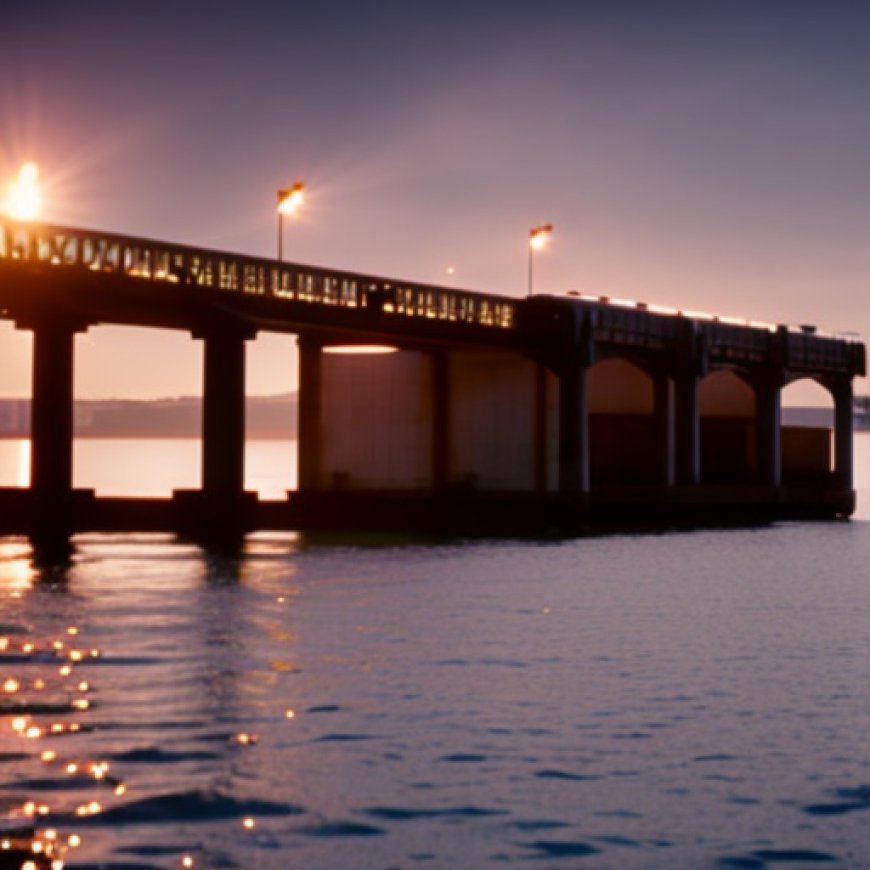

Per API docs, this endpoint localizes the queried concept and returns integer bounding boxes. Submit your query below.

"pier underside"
[0,484,853,542]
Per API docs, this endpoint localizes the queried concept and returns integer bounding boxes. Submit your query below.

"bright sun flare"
[4,162,42,220]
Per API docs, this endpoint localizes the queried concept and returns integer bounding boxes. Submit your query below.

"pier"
[0,217,865,540]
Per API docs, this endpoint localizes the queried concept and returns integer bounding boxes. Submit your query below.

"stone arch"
[699,368,756,482]
[781,377,834,480]
[588,357,657,484]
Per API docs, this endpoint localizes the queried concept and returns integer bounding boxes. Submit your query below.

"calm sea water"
[2,436,870,868]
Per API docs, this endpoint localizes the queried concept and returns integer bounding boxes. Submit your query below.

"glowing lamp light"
[4,162,42,220]
[277,181,305,216]
[276,180,306,261]
[323,345,398,354]
[529,223,552,251]
[527,223,553,295]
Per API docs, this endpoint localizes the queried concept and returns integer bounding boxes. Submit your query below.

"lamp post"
[276,181,305,261]
[528,224,553,296]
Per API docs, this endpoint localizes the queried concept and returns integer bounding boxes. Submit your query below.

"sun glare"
[323,345,398,354]
[4,163,42,220]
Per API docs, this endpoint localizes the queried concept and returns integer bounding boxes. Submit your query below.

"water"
[2,436,870,868]
[0,439,297,500]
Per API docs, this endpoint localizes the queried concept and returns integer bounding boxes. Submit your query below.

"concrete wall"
[448,351,539,491]
[699,369,755,417]
[782,427,831,478]
[588,358,657,483]
[320,350,433,489]
[700,369,756,481]
[588,358,654,413]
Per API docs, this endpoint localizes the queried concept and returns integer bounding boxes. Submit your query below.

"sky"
[1,0,868,399]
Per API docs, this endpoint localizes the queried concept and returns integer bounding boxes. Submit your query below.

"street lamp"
[276,181,305,261]
[528,223,552,295]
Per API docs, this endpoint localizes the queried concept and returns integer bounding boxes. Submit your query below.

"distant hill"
[0,394,298,439]
[0,395,864,437]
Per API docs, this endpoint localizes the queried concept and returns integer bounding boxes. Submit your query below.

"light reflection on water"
[1,518,870,868]
[0,439,297,499]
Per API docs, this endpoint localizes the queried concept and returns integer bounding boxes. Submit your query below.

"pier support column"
[674,372,700,485]
[201,328,251,498]
[832,378,853,489]
[30,319,83,504]
[297,336,323,492]
[431,350,450,491]
[653,372,675,487]
[755,375,782,486]
[673,319,704,486]
[558,362,590,493]
[534,364,549,492]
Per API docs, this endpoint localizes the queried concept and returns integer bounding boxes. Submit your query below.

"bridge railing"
[0,219,516,331]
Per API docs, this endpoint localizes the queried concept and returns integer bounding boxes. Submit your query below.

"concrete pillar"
[558,362,589,493]
[755,376,782,486]
[201,329,248,497]
[431,350,450,490]
[653,372,675,487]
[832,379,853,488]
[31,320,79,499]
[297,336,323,492]
[534,364,549,492]
[674,372,700,485]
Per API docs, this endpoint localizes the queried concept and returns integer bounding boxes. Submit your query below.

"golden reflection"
[0,539,35,591]
[2,623,125,866]
[17,439,30,487]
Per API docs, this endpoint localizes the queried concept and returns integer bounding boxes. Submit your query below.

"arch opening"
[73,326,202,496]
[588,357,658,485]
[0,322,32,487]
[245,333,298,498]
[781,378,833,481]
[699,369,756,483]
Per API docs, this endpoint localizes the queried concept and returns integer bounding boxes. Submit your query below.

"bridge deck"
[0,218,863,374]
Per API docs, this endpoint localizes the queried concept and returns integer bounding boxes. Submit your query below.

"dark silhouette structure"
[0,218,864,540]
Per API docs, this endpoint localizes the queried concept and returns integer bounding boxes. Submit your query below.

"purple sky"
[1,1,869,399]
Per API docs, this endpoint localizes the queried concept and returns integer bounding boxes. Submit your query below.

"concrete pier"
[0,217,864,540]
